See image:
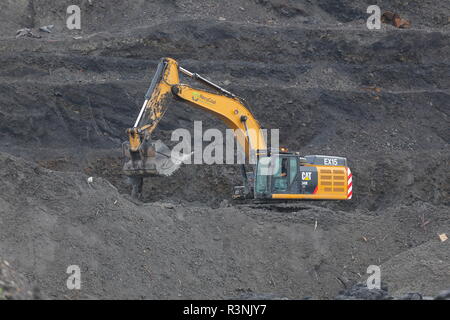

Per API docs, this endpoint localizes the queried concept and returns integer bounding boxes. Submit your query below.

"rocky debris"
[336,283,392,300]
[380,240,450,298]
[39,25,54,34]
[16,24,55,39]
[15,28,41,39]
[434,289,450,300]
[0,259,35,300]
[336,283,450,300]
[382,12,411,29]
[399,292,426,300]
[257,0,306,18]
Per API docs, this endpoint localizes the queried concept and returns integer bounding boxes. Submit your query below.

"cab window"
[255,157,270,193]
[289,157,298,184]
[273,157,288,192]
[256,156,294,193]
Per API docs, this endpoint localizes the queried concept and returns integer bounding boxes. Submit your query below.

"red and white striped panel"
[347,168,353,199]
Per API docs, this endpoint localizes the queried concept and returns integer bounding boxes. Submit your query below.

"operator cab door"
[271,157,318,195]
[271,156,298,194]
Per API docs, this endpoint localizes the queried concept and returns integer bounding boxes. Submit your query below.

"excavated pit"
[0,0,449,299]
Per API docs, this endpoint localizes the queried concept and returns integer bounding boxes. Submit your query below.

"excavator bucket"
[122,139,188,177]
[122,58,189,198]
[152,140,191,176]
[122,139,192,199]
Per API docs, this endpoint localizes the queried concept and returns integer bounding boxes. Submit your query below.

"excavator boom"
[171,84,267,157]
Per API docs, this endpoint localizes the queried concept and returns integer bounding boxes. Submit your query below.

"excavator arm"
[125,57,266,170]
[123,57,267,198]
[127,58,180,152]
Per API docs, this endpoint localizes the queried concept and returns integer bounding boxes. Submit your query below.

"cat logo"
[302,172,312,181]
[192,92,200,102]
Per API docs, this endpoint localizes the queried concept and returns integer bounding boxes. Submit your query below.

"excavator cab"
[253,155,304,198]
[251,154,351,201]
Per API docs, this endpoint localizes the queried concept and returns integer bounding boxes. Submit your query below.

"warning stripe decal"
[347,168,353,199]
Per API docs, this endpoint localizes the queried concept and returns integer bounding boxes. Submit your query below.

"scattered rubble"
[335,283,392,300]
[435,289,450,300]
[382,12,412,29]
[39,25,54,33]
[438,233,448,242]
[15,28,41,39]
[336,283,450,300]
[0,259,35,300]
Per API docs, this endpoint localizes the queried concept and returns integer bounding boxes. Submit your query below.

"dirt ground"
[0,0,449,299]
[0,257,35,299]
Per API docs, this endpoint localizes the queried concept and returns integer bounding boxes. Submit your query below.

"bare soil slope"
[0,152,448,299]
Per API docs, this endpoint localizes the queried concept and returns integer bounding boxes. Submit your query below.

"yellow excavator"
[123,57,353,201]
